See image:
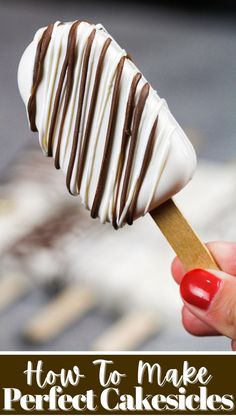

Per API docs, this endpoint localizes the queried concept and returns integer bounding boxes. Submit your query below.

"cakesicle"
[18,20,196,228]
[18,20,218,270]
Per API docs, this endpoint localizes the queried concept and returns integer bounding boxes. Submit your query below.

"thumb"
[180,268,236,340]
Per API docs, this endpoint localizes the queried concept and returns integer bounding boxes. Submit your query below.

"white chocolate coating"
[18,20,196,228]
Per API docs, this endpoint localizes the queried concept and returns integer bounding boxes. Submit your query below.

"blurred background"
[0,0,236,351]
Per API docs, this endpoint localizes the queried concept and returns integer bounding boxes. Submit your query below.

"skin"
[171,241,236,350]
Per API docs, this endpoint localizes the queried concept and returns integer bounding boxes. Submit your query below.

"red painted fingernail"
[180,269,222,310]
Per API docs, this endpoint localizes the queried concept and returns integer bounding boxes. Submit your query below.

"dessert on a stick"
[18,20,218,270]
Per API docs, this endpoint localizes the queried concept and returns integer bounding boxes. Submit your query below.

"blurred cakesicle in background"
[0,147,235,351]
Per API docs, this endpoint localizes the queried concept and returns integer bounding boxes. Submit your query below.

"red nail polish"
[180,269,222,310]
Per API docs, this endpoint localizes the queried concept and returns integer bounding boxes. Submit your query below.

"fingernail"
[180,269,222,310]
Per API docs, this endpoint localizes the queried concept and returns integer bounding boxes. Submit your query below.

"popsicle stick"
[150,199,219,271]
[24,284,96,343]
[92,311,158,351]
[0,272,30,311]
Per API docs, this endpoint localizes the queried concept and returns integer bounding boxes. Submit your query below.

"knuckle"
[225,303,236,337]
[208,282,236,339]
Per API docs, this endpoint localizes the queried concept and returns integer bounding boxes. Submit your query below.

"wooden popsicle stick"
[0,272,30,311]
[92,311,158,351]
[24,284,96,343]
[150,199,219,271]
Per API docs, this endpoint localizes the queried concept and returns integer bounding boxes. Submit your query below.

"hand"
[171,242,236,350]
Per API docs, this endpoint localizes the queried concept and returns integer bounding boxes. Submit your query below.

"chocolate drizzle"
[48,21,81,158]
[76,38,112,193]
[27,24,54,132]
[127,116,158,225]
[91,55,126,218]
[112,72,141,228]
[7,206,79,256]
[27,21,159,228]
[119,83,150,221]
[66,28,96,192]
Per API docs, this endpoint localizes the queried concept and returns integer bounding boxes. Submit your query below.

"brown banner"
[0,354,235,414]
